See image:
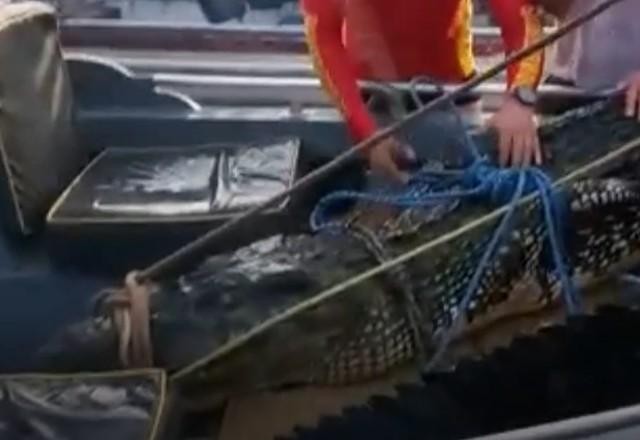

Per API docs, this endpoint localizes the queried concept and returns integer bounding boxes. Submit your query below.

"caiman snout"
[36,318,121,372]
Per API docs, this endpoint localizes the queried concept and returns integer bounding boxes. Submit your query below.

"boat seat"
[0,2,85,239]
[46,138,301,272]
[0,371,169,440]
[0,1,303,273]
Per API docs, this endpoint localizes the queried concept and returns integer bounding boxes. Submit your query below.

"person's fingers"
[525,131,538,167]
[635,85,640,121]
[498,128,510,167]
[506,133,521,168]
[370,156,389,180]
[382,159,409,183]
[396,170,410,184]
[510,134,524,168]
[386,147,410,183]
[399,143,417,162]
[626,83,638,118]
[391,142,416,167]
[516,135,529,168]
[520,134,533,168]
[533,132,543,166]
[370,148,408,184]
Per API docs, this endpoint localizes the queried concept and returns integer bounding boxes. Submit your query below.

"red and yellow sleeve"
[301,0,377,142]
[489,0,545,90]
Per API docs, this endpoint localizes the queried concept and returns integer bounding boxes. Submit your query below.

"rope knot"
[464,159,542,205]
[100,271,154,368]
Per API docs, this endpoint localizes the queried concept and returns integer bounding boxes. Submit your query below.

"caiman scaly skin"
[37,97,640,408]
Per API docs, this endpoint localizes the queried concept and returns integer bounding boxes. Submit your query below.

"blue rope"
[309,80,582,366]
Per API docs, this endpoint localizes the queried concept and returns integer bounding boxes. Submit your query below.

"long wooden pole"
[139,0,629,281]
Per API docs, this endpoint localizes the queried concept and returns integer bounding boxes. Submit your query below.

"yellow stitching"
[512,4,545,88]
[304,15,352,119]
[452,0,476,78]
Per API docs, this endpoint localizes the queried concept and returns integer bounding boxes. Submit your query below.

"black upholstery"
[46,138,301,273]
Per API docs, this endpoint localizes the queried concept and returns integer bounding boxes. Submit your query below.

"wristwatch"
[512,85,538,107]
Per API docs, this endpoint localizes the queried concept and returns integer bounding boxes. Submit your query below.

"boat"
[4,2,640,440]
[58,19,544,55]
[56,15,558,111]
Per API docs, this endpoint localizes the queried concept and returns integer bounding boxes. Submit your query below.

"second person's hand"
[488,96,542,168]
[366,136,415,183]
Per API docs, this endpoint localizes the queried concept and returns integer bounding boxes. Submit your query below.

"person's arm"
[489,0,545,90]
[487,0,544,167]
[621,71,640,120]
[301,0,377,141]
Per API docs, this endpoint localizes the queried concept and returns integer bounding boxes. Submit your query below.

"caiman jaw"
[35,317,121,372]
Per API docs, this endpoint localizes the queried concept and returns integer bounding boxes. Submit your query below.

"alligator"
[37,96,640,408]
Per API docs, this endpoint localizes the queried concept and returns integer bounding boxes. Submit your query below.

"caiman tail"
[37,96,640,409]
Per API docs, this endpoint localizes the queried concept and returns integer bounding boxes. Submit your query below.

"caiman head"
[35,238,293,372]
[36,315,121,372]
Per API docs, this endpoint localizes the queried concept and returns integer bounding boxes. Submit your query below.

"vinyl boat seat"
[46,138,301,272]
[0,1,302,273]
[0,370,171,440]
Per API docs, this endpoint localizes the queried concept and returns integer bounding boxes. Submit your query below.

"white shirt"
[549,0,640,90]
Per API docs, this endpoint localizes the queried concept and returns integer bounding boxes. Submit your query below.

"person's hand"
[621,71,640,121]
[366,136,415,183]
[488,97,542,168]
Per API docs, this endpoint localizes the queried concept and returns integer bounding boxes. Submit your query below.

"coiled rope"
[310,77,582,368]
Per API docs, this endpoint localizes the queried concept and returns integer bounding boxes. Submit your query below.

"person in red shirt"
[302,0,545,182]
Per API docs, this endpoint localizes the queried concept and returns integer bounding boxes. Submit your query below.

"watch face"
[515,86,537,106]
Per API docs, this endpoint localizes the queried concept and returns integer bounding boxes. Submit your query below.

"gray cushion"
[0,2,85,236]
[46,139,301,272]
